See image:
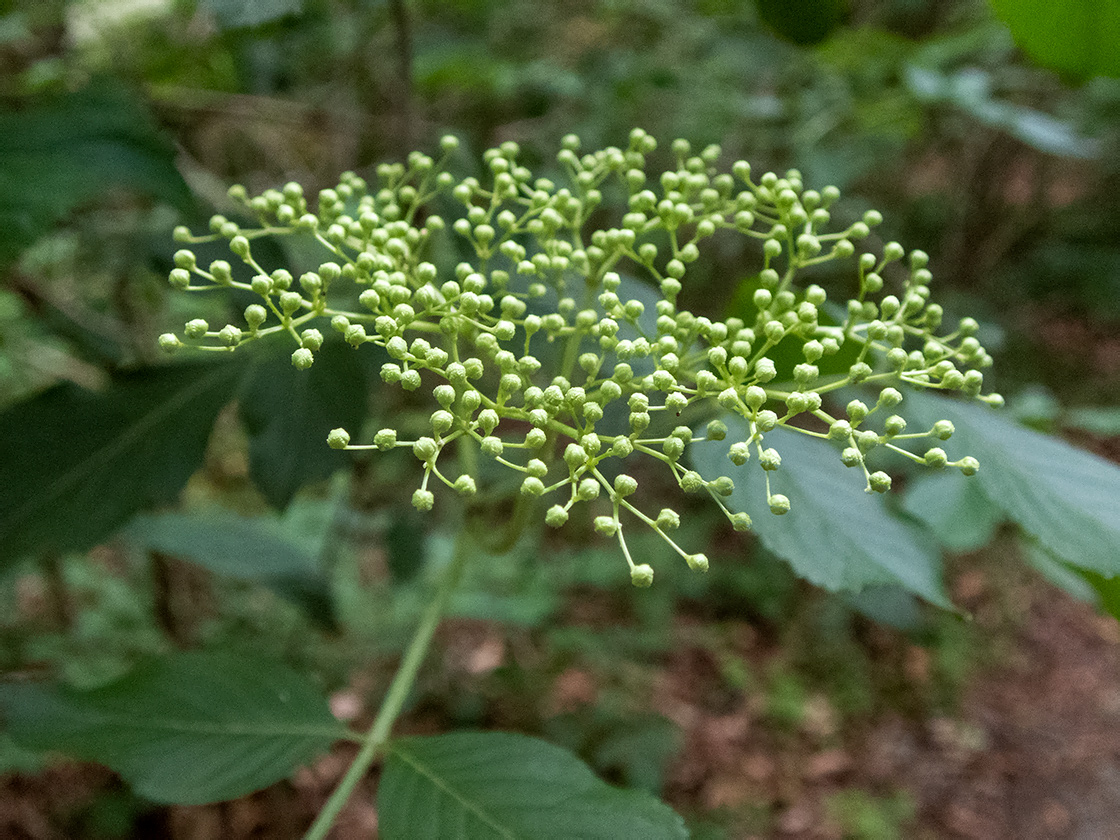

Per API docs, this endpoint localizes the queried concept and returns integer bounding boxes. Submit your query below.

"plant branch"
[303,532,471,840]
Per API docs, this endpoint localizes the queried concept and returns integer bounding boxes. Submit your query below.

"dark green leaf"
[756,0,847,46]
[692,420,950,606]
[125,511,335,627]
[379,732,687,839]
[0,651,347,804]
[240,341,372,509]
[201,0,303,29]
[0,81,193,267]
[907,391,1120,577]
[988,0,1120,79]
[0,360,246,570]
[902,471,1003,553]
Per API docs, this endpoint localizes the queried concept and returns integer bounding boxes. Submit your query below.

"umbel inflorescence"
[161,129,1001,586]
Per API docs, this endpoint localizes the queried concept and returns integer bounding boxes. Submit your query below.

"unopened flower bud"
[327,428,350,449]
[769,494,791,515]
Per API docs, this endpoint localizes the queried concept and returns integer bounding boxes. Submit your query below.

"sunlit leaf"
[378,732,687,839]
[988,0,1120,79]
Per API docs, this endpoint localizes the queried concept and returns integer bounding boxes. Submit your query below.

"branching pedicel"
[162,129,1001,586]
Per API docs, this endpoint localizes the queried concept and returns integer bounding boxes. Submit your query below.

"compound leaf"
[378,731,686,840]
[0,359,245,570]
[0,651,347,804]
[907,391,1120,578]
[240,341,372,509]
[694,419,950,606]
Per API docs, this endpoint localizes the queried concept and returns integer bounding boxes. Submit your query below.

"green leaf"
[756,0,847,46]
[378,732,687,840]
[906,391,1120,578]
[902,470,1003,553]
[0,360,246,571]
[0,80,193,267]
[124,511,335,627]
[988,0,1120,79]
[240,341,372,509]
[692,420,950,606]
[0,651,347,804]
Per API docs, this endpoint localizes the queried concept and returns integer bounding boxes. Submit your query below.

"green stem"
[303,534,472,840]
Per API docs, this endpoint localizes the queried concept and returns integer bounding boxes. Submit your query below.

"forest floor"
[3,549,1120,840]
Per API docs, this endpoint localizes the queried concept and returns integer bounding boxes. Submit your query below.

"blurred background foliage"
[2,0,1120,836]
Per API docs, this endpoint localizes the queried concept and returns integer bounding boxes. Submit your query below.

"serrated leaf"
[902,470,1003,553]
[378,732,687,840]
[0,651,347,804]
[0,81,193,267]
[240,341,372,509]
[125,511,335,627]
[907,391,1120,578]
[0,360,246,570]
[692,420,950,606]
[988,0,1120,80]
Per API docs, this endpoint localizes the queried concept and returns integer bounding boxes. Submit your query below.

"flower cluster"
[161,129,1000,586]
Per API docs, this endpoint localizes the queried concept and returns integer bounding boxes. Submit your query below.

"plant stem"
[303,533,471,840]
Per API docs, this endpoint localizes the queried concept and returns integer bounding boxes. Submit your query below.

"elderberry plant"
[161,129,1001,587]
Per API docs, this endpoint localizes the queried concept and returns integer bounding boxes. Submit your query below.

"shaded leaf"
[988,0,1120,79]
[0,360,246,570]
[902,470,1003,553]
[201,0,303,29]
[125,511,335,627]
[907,391,1120,578]
[0,81,193,267]
[240,341,372,509]
[692,421,950,606]
[379,731,687,840]
[0,651,347,804]
[757,0,847,46]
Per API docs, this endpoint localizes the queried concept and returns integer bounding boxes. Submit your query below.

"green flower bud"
[292,348,314,369]
[546,505,569,528]
[878,388,903,408]
[454,474,477,496]
[847,400,869,423]
[759,448,782,471]
[932,420,955,440]
[728,442,750,465]
[169,268,191,290]
[327,428,350,449]
[412,489,435,511]
[576,478,600,501]
[769,494,791,515]
[924,447,948,467]
[957,456,980,476]
[868,471,892,493]
[884,415,907,436]
[526,458,548,479]
[594,515,618,537]
[756,410,779,431]
[656,508,681,530]
[413,437,438,462]
[525,428,547,448]
[729,512,752,532]
[520,476,545,496]
[614,474,638,497]
[710,476,735,496]
[158,333,181,352]
[707,419,728,441]
[687,553,709,572]
[564,443,588,469]
[840,447,862,467]
[301,328,323,350]
[680,471,704,493]
[630,564,654,587]
[430,410,455,435]
[185,318,209,339]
